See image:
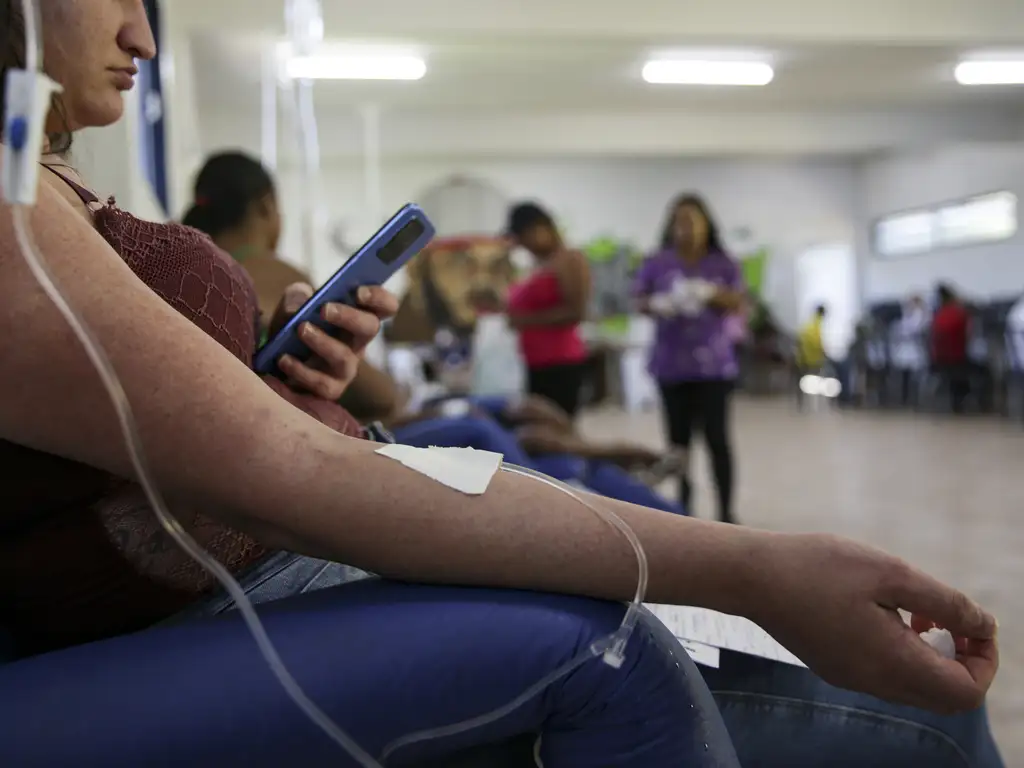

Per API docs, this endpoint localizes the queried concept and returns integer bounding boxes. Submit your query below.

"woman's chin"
[78,96,126,130]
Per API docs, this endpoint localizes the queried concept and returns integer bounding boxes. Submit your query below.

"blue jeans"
[183,553,736,767]
[393,415,685,515]
[704,651,1003,768]
[186,554,1003,768]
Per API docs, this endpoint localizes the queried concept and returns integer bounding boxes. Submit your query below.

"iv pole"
[260,48,278,173]
[360,103,382,241]
[284,0,324,278]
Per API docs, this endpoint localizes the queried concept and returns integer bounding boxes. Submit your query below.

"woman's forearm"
[230,428,766,617]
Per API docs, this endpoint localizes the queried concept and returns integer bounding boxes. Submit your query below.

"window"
[935,192,1017,247]
[875,210,935,257]
[874,191,1017,259]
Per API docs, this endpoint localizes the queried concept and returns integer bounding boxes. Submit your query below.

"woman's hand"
[748,533,997,714]
[507,395,574,432]
[269,282,399,402]
[707,285,744,312]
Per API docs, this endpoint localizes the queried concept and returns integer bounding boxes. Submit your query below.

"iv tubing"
[7,1,649,763]
[379,463,648,762]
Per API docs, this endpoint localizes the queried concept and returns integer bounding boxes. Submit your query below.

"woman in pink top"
[504,203,592,417]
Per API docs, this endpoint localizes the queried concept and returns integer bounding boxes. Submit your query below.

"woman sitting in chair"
[0,5,1003,767]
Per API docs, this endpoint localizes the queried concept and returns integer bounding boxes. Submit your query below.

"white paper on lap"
[646,604,806,668]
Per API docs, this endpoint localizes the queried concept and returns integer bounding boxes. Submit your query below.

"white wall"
[71,87,165,222]
[269,156,857,329]
[859,142,1024,303]
[161,28,203,217]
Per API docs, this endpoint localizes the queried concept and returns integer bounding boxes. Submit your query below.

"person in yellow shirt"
[797,304,828,370]
[795,305,828,408]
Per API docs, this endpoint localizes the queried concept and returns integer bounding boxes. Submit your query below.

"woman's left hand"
[708,285,745,312]
[269,283,399,401]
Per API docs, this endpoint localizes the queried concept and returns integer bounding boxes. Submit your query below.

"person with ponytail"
[183,151,298,326]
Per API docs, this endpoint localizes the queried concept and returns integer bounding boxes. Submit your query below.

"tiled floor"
[578,397,1024,763]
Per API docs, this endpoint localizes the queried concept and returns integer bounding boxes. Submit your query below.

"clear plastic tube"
[380,462,648,763]
[21,0,40,74]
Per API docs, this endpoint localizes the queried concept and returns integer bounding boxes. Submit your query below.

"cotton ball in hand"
[649,293,677,318]
[691,279,717,303]
[921,627,957,660]
[671,280,704,316]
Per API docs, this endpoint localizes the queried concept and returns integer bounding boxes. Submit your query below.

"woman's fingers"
[909,614,935,634]
[282,282,314,314]
[279,322,360,400]
[877,568,998,712]
[278,352,348,402]
[268,282,315,338]
[320,302,382,352]
[354,285,399,319]
[885,566,996,640]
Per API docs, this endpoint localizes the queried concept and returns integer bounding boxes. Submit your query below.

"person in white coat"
[1008,294,1024,370]
[891,295,930,406]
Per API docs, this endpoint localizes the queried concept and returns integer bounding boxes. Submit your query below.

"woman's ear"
[256,193,277,222]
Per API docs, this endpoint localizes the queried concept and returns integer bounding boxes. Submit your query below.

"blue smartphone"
[254,203,435,377]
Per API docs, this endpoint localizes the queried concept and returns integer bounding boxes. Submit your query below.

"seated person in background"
[932,283,971,413]
[0,6,1004,762]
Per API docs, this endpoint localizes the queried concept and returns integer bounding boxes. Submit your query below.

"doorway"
[794,242,858,359]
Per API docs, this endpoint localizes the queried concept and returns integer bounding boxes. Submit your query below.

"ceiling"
[165,0,1024,158]
[191,35,1024,112]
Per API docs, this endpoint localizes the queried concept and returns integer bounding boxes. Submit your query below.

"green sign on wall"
[740,248,768,297]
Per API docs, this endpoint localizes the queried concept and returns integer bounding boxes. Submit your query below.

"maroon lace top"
[0,169,365,656]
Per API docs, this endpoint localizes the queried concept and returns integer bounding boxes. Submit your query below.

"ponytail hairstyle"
[182,151,275,237]
[0,0,72,153]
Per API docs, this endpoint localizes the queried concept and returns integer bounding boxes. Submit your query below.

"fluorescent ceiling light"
[285,53,426,81]
[642,59,774,86]
[955,60,1024,85]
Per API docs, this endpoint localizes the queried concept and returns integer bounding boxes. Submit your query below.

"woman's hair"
[936,282,957,304]
[182,151,275,237]
[658,193,725,252]
[1,1,72,153]
[506,201,556,238]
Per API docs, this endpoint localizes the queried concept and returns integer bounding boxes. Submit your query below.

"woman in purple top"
[634,194,745,523]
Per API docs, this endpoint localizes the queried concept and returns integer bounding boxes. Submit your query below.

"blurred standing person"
[1009,292,1024,368]
[634,195,745,523]
[932,283,971,413]
[891,295,930,406]
[795,305,828,409]
[503,203,592,418]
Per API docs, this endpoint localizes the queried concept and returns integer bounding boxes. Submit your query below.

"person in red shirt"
[931,283,971,412]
